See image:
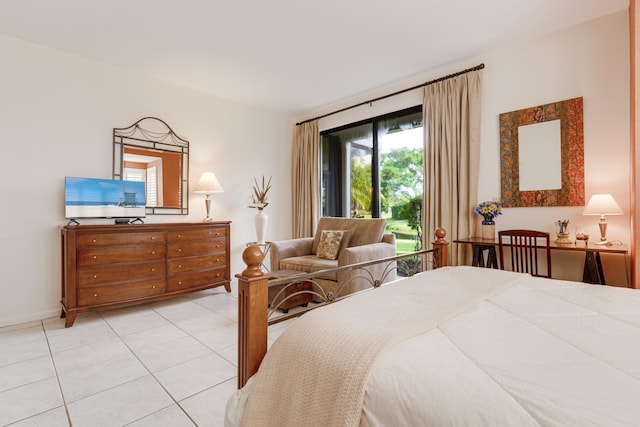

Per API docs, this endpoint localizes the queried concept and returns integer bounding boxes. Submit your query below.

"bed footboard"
[236,228,448,388]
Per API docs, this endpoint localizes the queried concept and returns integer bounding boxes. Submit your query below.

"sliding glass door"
[320,106,423,253]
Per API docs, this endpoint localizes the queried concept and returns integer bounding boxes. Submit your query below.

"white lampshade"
[583,194,622,216]
[194,172,224,194]
[583,193,622,245]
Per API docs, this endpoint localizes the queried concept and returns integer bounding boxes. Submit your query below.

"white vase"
[254,210,268,244]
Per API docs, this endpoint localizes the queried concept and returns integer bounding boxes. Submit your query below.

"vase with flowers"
[474,200,502,240]
[249,176,272,244]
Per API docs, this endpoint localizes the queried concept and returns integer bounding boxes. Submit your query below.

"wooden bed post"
[432,228,448,267]
[236,245,269,389]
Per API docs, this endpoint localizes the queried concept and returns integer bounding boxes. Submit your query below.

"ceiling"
[0,0,629,115]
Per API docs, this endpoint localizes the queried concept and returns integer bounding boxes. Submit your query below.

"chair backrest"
[498,229,552,278]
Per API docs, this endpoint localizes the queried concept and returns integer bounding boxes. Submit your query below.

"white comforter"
[226,267,640,426]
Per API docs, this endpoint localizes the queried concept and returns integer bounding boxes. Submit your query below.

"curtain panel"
[423,70,482,265]
[292,120,320,238]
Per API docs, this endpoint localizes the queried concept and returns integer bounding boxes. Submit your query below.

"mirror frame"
[113,117,189,215]
[499,97,584,207]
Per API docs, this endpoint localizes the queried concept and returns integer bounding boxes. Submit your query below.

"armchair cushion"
[279,256,339,280]
[316,230,351,260]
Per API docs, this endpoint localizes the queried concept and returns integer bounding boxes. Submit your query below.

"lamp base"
[202,195,213,222]
[595,219,609,245]
[594,240,609,245]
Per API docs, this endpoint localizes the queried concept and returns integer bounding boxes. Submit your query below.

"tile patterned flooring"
[0,282,291,426]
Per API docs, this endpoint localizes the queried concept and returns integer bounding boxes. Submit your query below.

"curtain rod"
[296,63,485,126]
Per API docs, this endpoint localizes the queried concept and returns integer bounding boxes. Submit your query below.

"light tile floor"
[0,281,292,427]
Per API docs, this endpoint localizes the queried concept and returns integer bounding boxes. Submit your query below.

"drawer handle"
[151,251,156,255]
[151,268,155,272]
[93,293,98,297]
[152,285,156,289]
[92,239,97,243]
[92,255,97,260]
[216,274,220,278]
[177,248,182,252]
[178,264,182,268]
[151,236,155,240]
[178,281,182,285]
[215,245,220,248]
[215,259,220,263]
[93,275,97,279]
[177,234,182,238]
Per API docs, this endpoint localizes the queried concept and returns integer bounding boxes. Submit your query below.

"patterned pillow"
[316,230,346,260]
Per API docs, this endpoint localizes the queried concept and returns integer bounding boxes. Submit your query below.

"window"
[146,166,158,207]
[321,106,423,253]
[124,166,158,207]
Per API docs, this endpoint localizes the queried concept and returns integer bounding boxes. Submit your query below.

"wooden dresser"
[60,222,231,327]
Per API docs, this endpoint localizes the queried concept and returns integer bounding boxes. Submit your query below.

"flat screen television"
[65,176,146,220]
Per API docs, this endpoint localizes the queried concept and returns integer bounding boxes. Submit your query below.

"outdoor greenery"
[350,161,372,217]
[350,146,424,254]
[396,196,422,251]
[379,147,423,213]
[386,217,422,254]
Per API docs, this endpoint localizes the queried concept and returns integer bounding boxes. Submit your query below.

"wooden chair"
[498,229,552,278]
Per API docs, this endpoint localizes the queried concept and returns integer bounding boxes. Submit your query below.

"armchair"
[269,217,397,300]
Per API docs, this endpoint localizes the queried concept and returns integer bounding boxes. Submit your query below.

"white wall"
[480,11,630,285]
[0,34,294,327]
[303,11,631,286]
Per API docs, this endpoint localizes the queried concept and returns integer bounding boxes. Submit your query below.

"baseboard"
[0,308,61,329]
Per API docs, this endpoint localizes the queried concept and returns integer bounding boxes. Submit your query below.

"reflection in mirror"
[113,117,189,215]
[123,147,182,208]
[499,97,584,207]
[517,119,561,191]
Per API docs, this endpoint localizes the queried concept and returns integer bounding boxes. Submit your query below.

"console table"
[454,236,628,286]
[60,222,231,327]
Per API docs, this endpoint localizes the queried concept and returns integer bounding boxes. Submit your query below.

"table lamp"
[194,172,224,222]
[582,193,622,245]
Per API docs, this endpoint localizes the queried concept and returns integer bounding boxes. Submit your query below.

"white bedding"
[226,267,640,427]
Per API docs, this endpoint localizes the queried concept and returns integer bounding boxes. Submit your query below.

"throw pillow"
[316,230,345,260]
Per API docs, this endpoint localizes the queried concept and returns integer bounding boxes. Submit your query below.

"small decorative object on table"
[575,227,589,246]
[249,176,272,244]
[474,200,502,240]
[555,219,572,244]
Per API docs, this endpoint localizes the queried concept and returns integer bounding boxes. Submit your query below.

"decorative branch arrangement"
[249,176,272,210]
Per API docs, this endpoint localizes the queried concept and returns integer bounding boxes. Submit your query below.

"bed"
[226,237,640,427]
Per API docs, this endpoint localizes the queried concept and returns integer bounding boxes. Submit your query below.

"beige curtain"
[423,70,482,265]
[292,120,320,238]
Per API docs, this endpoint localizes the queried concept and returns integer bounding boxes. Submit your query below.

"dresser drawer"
[167,227,226,242]
[78,232,165,247]
[78,261,166,286]
[167,255,225,275]
[167,267,227,292]
[78,244,166,266]
[78,279,166,306]
[167,239,225,258]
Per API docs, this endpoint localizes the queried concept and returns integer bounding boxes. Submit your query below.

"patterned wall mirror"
[113,117,189,215]
[499,97,584,207]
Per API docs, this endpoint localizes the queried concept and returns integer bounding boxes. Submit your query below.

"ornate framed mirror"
[113,117,189,215]
[499,97,584,207]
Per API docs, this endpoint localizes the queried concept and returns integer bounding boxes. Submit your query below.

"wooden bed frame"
[235,228,449,388]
